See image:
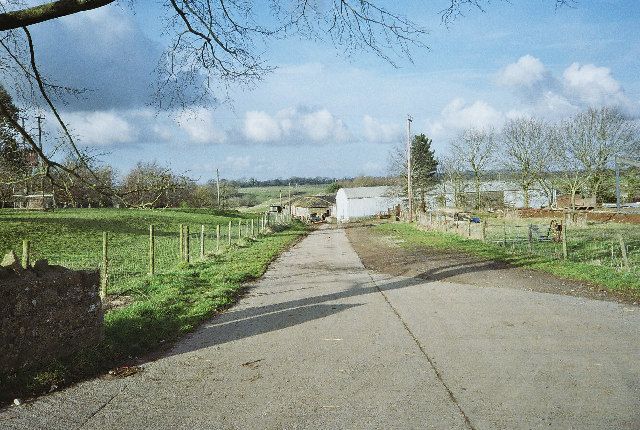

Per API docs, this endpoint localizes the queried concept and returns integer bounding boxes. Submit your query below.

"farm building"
[291,195,335,220]
[336,186,403,222]
[425,181,554,210]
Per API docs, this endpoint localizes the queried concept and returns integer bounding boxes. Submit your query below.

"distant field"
[238,184,331,211]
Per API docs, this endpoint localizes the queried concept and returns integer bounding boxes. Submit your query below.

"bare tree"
[450,127,496,209]
[572,107,639,201]
[438,155,467,209]
[501,117,551,208]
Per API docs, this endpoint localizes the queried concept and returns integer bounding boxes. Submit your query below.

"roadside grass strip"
[376,222,640,299]
[0,221,307,404]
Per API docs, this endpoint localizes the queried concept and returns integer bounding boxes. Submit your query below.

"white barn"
[336,186,403,222]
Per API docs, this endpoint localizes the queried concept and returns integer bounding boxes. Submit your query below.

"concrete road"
[1,227,639,429]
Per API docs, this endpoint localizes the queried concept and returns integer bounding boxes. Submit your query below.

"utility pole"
[216,168,221,209]
[406,115,413,222]
[288,182,292,217]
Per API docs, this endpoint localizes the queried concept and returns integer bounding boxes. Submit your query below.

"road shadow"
[161,257,502,358]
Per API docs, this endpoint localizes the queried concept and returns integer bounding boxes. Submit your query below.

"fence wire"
[417,212,639,274]
[7,213,292,297]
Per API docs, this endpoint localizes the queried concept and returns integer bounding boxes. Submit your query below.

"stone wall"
[0,255,103,373]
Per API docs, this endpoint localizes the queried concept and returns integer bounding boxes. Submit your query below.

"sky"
[8,0,640,181]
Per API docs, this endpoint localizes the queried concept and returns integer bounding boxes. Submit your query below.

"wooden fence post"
[467,220,471,238]
[228,221,232,246]
[482,220,487,242]
[149,225,155,275]
[618,233,630,271]
[200,225,205,259]
[503,221,507,247]
[561,218,568,260]
[21,239,30,269]
[238,220,242,241]
[527,224,533,252]
[185,225,190,263]
[251,219,255,238]
[179,224,184,262]
[101,232,108,299]
[216,224,220,252]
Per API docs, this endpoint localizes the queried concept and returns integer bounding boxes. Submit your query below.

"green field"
[238,184,330,211]
[377,222,640,297]
[0,208,268,295]
[0,208,307,402]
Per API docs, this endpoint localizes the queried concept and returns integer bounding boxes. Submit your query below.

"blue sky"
[15,0,640,181]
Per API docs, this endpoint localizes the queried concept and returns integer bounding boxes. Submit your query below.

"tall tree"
[501,117,551,208]
[450,127,496,210]
[411,134,438,212]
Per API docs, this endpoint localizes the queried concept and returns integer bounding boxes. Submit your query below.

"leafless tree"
[438,155,467,209]
[501,117,552,208]
[571,107,639,201]
[450,127,496,209]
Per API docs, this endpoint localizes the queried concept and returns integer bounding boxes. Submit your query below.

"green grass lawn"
[376,222,640,298]
[0,209,307,403]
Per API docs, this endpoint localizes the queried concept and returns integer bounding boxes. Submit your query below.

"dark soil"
[345,224,639,306]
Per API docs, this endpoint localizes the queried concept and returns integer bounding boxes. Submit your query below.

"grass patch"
[0,219,307,404]
[375,222,640,298]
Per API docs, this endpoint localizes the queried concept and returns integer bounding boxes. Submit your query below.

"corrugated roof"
[339,186,396,199]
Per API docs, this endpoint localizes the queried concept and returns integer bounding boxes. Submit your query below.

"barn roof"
[338,186,395,199]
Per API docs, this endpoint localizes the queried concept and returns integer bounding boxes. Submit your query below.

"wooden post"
[185,225,190,263]
[618,234,630,271]
[467,220,471,238]
[100,232,108,299]
[216,224,220,252]
[228,221,232,246]
[503,221,507,247]
[149,225,155,275]
[482,220,487,242]
[527,224,533,252]
[21,239,30,269]
[179,224,184,261]
[251,219,255,237]
[238,220,242,241]
[200,224,205,259]
[561,218,568,260]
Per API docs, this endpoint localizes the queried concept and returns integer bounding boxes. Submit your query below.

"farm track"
[1,225,639,429]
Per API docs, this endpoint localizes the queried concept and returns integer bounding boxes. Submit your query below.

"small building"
[335,186,403,222]
[12,193,55,210]
[291,195,335,221]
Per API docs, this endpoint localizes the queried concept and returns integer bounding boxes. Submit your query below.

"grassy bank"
[375,222,640,299]
[0,217,307,404]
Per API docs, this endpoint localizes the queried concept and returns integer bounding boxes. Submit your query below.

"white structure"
[336,186,403,222]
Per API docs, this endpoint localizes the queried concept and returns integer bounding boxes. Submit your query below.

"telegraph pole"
[288,182,292,217]
[216,168,221,208]
[406,115,413,222]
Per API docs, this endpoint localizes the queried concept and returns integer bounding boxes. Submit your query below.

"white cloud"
[425,98,503,141]
[244,111,282,142]
[64,110,135,146]
[243,108,349,144]
[224,155,251,171]
[175,107,227,144]
[300,109,348,141]
[562,62,630,108]
[362,115,402,143]
[498,55,547,87]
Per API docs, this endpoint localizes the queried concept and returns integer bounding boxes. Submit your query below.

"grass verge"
[375,222,640,299]
[0,222,307,404]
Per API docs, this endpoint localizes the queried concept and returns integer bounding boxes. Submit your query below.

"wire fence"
[17,212,293,298]
[417,211,639,275]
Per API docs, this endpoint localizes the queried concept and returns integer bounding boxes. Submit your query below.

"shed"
[335,186,403,222]
[291,195,335,220]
